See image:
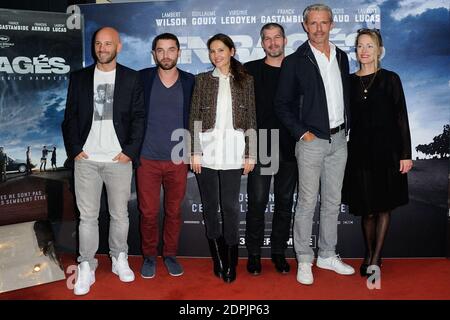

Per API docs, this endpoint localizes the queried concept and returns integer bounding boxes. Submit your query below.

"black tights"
[361,211,390,266]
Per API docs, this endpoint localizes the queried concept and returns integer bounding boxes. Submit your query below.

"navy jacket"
[62,63,145,166]
[275,41,350,141]
[139,67,195,131]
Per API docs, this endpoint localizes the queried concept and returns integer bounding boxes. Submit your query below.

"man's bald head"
[95,27,121,44]
[94,26,122,70]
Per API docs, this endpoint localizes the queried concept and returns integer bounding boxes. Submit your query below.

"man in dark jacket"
[62,27,145,295]
[275,4,354,285]
[137,33,194,279]
[244,23,297,276]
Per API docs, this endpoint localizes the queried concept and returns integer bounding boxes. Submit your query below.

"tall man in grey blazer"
[275,4,355,285]
[62,27,145,295]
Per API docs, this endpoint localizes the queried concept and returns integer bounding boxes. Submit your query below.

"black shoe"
[359,263,369,277]
[247,255,261,275]
[223,245,238,283]
[271,254,290,274]
[207,238,225,279]
[365,259,383,278]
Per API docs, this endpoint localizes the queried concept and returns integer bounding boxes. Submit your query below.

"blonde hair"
[355,29,383,70]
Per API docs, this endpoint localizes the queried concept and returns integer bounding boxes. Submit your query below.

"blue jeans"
[293,130,347,263]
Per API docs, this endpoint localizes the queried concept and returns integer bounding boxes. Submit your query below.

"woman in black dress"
[344,29,413,276]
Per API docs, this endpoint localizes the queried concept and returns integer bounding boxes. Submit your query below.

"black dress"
[343,68,412,216]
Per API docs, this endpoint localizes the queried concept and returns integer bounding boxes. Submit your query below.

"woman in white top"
[189,33,256,283]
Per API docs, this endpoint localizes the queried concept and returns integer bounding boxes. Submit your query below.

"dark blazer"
[139,67,195,130]
[62,63,145,166]
[275,41,350,141]
[189,70,257,158]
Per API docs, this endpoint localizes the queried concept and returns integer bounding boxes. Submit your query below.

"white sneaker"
[74,261,95,295]
[297,262,314,285]
[112,252,135,282]
[316,255,355,275]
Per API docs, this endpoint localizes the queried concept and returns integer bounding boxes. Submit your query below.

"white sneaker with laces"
[74,261,95,295]
[316,255,355,275]
[297,262,314,285]
[112,252,135,282]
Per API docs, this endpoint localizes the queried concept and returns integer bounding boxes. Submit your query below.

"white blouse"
[200,68,245,170]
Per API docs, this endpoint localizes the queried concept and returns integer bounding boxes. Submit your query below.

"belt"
[330,123,345,135]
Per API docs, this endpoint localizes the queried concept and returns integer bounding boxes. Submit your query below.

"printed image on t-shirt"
[93,83,114,121]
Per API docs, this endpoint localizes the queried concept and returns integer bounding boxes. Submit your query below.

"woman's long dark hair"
[207,33,248,87]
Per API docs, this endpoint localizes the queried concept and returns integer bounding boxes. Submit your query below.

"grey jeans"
[74,159,132,270]
[293,130,347,263]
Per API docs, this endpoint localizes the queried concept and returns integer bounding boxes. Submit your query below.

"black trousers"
[196,167,243,246]
[245,161,297,255]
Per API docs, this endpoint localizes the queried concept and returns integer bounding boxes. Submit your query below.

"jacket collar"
[297,41,343,70]
[297,41,341,57]
[148,66,191,83]
[212,67,231,79]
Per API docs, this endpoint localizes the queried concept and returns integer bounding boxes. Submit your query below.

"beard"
[266,50,284,58]
[156,58,177,70]
[96,51,117,65]
[264,45,284,58]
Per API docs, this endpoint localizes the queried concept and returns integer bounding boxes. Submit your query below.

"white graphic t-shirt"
[82,67,122,162]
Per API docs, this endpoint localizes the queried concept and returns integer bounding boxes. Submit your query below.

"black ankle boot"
[247,254,261,275]
[359,263,369,277]
[223,244,238,283]
[365,258,383,278]
[271,254,290,274]
[360,255,372,277]
[207,237,224,278]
